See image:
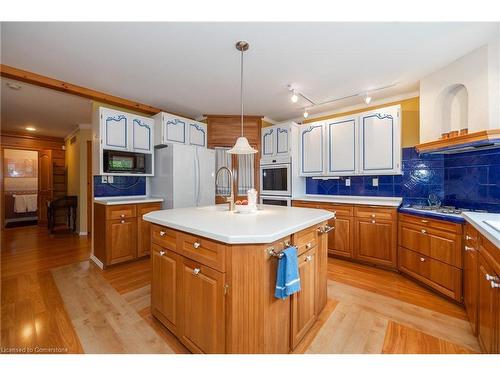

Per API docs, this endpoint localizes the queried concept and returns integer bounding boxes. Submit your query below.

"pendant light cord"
[240,48,244,136]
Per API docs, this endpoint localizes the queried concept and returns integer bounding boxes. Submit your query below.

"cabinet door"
[355,218,397,268]
[130,115,153,153]
[163,114,187,144]
[276,125,290,155]
[463,229,479,335]
[291,248,317,349]
[151,244,180,334]
[106,218,137,264]
[180,259,225,353]
[101,108,129,150]
[262,127,275,157]
[359,105,401,174]
[137,203,162,257]
[326,117,357,175]
[188,121,207,147]
[477,254,498,353]
[328,216,353,259]
[299,122,325,176]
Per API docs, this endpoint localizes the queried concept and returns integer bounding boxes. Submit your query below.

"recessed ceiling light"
[25,127,36,132]
[6,82,22,90]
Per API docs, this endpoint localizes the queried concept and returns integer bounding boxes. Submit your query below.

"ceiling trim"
[1,130,65,142]
[0,64,192,119]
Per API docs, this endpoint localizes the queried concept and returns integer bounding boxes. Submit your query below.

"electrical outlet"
[345,178,351,187]
[372,178,379,187]
[101,176,108,183]
[108,176,114,183]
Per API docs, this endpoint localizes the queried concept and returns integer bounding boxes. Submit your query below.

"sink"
[198,205,230,212]
[484,220,500,232]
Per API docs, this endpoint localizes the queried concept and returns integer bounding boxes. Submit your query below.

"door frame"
[87,140,93,236]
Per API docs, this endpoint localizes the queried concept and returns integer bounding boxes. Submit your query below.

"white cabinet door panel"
[102,108,128,150]
[188,121,207,147]
[276,126,289,155]
[164,116,187,144]
[327,117,356,174]
[131,116,153,152]
[262,127,275,157]
[300,123,324,175]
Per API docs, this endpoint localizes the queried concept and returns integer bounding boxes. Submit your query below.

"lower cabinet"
[355,217,397,268]
[137,203,162,257]
[291,248,317,348]
[107,218,137,265]
[463,223,479,335]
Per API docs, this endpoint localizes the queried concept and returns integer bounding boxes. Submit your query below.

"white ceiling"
[1,22,498,123]
[1,78,92,138]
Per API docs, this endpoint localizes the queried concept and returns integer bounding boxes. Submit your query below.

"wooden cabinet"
[359,105,401,174]
[398,213,463,301]
[151,244,180,334]
[299,122,325,176]
[291,248,317,349]
[326,116,357,175]
[261,123,291,159]
[153,111,207,147]
[179,258,225,353]
[463,223,479,335]
[93,202,161,267]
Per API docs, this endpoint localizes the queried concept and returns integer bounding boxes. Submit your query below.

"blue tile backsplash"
[94,176,146,197]
[306,147,500,213]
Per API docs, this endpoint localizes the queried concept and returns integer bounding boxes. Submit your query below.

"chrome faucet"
[216,166,235,211]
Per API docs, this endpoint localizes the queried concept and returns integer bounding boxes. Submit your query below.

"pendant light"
[227,41,258,155]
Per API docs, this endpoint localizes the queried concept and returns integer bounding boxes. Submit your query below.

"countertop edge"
[462,213,500,249]
[293,195,403,207]
[398,207,465,223]
[144,211,334,244]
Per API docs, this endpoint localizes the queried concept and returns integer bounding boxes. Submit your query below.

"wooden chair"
[47,196,77,234]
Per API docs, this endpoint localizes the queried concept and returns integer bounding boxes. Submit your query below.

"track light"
[303,109,309,118]
[291,90,298,103]
[362,93,372,105]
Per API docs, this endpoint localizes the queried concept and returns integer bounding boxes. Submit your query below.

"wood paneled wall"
[1,132,65,151]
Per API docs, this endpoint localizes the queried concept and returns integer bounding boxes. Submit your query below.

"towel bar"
[266,240,295,259]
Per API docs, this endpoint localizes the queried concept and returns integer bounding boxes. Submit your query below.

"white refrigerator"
[150,143,215,209]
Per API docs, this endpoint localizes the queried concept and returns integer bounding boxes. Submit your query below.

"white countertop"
[462,212,500,249]
[293,194,403,207]
[94,196,164,205]
[143,205,334,244]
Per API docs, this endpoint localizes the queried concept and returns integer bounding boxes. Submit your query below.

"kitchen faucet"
[216,166,235,211]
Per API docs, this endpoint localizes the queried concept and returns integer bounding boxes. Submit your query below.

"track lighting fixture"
[303,109,309,118]
[363,93,372,105]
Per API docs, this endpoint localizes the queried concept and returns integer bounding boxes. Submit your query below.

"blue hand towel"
[274,246,301,299]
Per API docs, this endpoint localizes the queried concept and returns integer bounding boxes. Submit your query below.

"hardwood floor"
[1,225,481,354]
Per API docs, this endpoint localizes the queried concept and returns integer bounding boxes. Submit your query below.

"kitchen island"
[143,205,334,354]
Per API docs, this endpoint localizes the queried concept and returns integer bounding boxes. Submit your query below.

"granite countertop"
[143,204,334,244]
[293,194,402,207]
[462,212,500,249]
[94,196,164,205]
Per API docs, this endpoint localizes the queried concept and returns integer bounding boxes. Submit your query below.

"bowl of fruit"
[234,200,257,214]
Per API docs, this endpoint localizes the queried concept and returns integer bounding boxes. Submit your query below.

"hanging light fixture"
[227,41,258,155]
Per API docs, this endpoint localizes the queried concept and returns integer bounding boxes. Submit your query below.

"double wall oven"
[260,158,292,206]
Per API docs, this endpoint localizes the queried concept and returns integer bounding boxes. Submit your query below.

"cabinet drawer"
[399,213,462,234]
[177,233,226,272]
[355,206,396,220]
[106,204,137,220]
[398,222,462,268]
[151,224,177,251]
[398,247,462,301]
[292,200,320,209]
[318,203,354,217]
[293,226,318,256]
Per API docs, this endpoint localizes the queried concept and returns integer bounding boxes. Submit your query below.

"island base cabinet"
[354,218,397,268]
[179,258,225,354]
[291,248,317,349]
[151,244,180,335]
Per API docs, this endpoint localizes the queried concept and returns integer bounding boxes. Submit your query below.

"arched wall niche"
[434,84,469,135]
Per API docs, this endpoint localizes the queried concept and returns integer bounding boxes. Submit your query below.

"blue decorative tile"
[94,176,146,197]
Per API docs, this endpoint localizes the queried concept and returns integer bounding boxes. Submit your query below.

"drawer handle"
[159,250,165,256]
[465,235,475,241]
[421,219,429,223]
[120,214,125,218]
[420,257,425,262]
[306,242,312,250]
[491,281,500,289]
[193,241,201,249]
[317,225,334,234]
[305,255,313,262]
[486,274,499,282]
[159,230,166,237]
[371,214,376,218]
[421,229,427,234]
[193,267,201,275]
[120,220,125,224]
[464,246,474,252]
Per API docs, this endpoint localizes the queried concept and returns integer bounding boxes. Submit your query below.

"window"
[237,154,255,195]
[215,147,232,196]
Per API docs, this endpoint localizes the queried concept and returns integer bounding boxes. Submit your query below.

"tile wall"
[94,176,146,197]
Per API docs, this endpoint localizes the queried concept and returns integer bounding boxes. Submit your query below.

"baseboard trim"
[90,254,104,269]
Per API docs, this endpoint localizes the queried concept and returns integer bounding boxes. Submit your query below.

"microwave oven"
[103,150,146,174]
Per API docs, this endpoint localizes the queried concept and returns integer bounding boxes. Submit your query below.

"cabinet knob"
[306,242,312,250]
[159,250,165,256]
[491,281,500,289]
[159,230,166,237]
[421,229,427,234]
[465,235,472,240]
[420,257,425,262]
[486,274,499,282]
[193,241,201,249]
[120,214,125,218]
[421,219,429,224]
[371,214,376,218]
[371,220,376,224]
[305,255,313,262]
[193,267,201,275]
[464,246,474,252]
[120,220,125,224]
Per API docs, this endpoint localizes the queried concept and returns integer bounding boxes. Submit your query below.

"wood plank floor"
[1,225,481,354]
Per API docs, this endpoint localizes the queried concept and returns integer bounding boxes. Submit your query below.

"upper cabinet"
[154,112,207,148]
[298,104,401,176]
[101,107,154,154]
[261,123,292,160]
